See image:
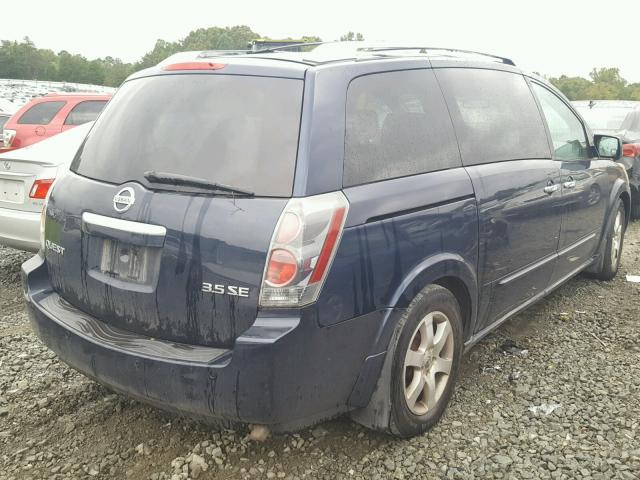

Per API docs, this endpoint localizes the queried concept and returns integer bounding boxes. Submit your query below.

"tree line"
[549,68,640,101]
[0,26,332,87]
[2,28,638,102]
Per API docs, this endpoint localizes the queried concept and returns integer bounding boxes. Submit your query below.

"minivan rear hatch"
[45,71,304,347]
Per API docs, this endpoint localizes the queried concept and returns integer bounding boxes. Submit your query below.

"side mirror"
[594,134,622,160]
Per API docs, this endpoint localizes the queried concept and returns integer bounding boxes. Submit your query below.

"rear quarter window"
[18,101,66,125]
[435,69,550,165]
[64,100,107,126]
[343,69,461,187]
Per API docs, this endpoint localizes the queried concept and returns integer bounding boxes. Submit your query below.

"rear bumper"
[22,254,386,431]
[0,206,40,252]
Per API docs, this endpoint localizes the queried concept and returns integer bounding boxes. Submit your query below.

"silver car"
[0,122,93,251]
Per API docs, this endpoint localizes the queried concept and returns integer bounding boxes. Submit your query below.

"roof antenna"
[588,100,596,109]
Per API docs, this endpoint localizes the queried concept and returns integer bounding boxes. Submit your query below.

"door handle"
[563,177,576,189]
[544,184,559,194]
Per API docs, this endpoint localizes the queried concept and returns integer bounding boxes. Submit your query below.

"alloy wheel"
[403,311,454,416]
[611,209,623,267]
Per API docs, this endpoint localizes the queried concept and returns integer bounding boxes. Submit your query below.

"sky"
[4,0,640,82]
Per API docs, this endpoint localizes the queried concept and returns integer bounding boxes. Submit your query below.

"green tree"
[0,27,383,87]
[339,32,365,41]
[101,57,134,87]
[181,25,257,51]
[301,36,322,43]
[549,75,592,100]
[589,67,626,88]
[627,83,640,101]
[550,68,639,101]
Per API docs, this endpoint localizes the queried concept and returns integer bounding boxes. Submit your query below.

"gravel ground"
[1,224,639,480]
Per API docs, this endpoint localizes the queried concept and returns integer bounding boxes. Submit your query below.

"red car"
[1,93,111,153]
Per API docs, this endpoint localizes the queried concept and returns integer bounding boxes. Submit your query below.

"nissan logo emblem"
[113,187,135,213]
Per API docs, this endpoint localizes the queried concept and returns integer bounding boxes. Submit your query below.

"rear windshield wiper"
[143,171,254,196]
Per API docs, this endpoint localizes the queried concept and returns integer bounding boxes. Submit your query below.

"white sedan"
[0,122,93,251]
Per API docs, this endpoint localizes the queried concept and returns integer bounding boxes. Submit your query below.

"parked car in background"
[0,122,93,251]
[0,98,19,115]
[0,98,18,132]
[24,45,630,438]
[573,100,640,217]
[1,93,109,153]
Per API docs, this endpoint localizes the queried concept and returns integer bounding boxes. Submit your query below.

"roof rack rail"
[249,41,326,54]
[360,46,516,66]
[197,50,251,58]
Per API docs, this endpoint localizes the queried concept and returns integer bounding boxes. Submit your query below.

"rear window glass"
[435,69,550,165]
[344,69,461,187]
[18,101,66,125]
[72,75,303,197]
[0,115,8,131]
[64,100,107,126]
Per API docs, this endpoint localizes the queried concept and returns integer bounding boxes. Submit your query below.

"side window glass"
[343,69,461,187]
[435,69,550,165]
[64,101,108,126]
[18,101,66,125]
[532,84,588,160]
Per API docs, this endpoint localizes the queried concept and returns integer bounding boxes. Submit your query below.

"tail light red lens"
[623,143,640,158]
[259,191,350,308]
[308,207,347,284]
[39,181,56,252]
[29,179,55,199]
[266,249,299,287]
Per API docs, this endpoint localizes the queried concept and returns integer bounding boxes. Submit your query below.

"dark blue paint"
[45,173,286,347]
[466,159,564,328]
[23,56,631,431]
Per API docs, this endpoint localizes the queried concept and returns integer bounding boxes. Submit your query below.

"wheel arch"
[585,181,630,275]
[433,276,473,340]
[387,253,478,341]
[619,189,631,225]
[608,178,631,225]
[347,253,478,411]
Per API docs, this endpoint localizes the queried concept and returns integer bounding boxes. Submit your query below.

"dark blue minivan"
[23,44,630,437]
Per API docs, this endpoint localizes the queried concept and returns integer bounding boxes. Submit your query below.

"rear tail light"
[39,181,55,252]
[39,201,47,252]
[259,191,349,308]
[3,129,16,148]
[623,143,640,158]
[29,179,55,199]
[265,249,299,287]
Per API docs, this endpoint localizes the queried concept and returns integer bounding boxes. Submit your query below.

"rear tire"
[593,199,626,281]
[353,284,464,438]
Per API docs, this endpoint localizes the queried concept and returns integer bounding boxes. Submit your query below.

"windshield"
[72,74,303,197]
[574,105,633,131]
